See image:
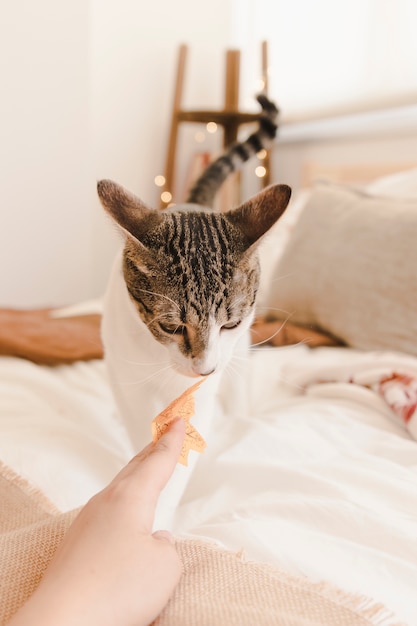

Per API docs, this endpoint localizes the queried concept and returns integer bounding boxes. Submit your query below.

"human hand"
[8,418,186,626]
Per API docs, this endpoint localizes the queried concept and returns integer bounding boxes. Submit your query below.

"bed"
[1,151,417,624]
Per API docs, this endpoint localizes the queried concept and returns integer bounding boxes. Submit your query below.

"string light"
[206,122,217,134]
[194,131,205,143]
[255,166,267,178]
[157,74,273,202]
[154,175,165,187]
[161,191,172,203]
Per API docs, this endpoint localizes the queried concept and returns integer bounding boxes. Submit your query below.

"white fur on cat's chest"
[102,250,250,527]
[102,251,225,446]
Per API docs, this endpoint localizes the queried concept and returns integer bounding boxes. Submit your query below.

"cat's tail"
[186,94,279,208]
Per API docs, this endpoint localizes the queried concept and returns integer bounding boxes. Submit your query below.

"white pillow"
[265,181,417,356]
[256,189,311,314]
[366,166,417,198]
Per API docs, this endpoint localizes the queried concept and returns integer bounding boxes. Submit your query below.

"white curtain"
[232,0,417,120]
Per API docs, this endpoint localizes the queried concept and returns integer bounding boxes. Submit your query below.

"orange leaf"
[151,379,206,466]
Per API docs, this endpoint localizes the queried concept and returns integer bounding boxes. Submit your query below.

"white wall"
[0,0,234,307]
[0,0,91,307]
[233,0,417,118]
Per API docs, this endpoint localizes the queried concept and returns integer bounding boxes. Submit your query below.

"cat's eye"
[222,320,241,331]
[159,322,186,335]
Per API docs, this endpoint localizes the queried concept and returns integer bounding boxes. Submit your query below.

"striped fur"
[122,209,260,363]
[186,94,279,207]
[97,141,290,378]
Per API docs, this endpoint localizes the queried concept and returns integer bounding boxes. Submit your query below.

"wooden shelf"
[177,110,261,125]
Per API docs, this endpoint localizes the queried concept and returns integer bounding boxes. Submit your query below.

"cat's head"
[98,180,291,377]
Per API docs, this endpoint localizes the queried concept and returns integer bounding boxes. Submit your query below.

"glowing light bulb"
[161,191,172,203]
[154,175,165,187]
[257,149,267,160]
[206,122,217,134]
[255,166,267,178]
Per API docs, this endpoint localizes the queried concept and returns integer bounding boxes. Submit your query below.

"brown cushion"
[0,308,103,364]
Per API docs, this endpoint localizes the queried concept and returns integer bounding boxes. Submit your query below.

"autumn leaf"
[151,379,206,466]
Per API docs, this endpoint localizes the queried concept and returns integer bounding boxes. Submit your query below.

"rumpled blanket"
[0,460,405,626]
[284,350,417,441]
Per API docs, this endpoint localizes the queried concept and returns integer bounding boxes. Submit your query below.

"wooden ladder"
[160,41,271,208]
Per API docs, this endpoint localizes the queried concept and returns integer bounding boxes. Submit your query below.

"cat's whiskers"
[160,366,181,391]
[118,356,171,367]
[144,311,177,329]
[222,355,247,386]
[255,305,293,316]
[229,351,251,363]
[225,294,249,317]
[120,363,173,388]
[229,339,307,391]
[250,313,294,348]
[137,288,181,312]
[234,349,306,391]
[270,271,296,284]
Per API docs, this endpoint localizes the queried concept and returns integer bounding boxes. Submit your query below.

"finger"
[112,417,186,490]
[103,419,185,531]
[137,417,186,491]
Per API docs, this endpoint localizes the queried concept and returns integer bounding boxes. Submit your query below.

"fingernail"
[170,417,185,431]
[153,529,175,544]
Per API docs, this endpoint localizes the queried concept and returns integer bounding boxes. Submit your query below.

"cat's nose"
[200,367,215,377]
[192,363,216,377]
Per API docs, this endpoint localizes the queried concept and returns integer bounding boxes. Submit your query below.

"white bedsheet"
[1,345,417,624]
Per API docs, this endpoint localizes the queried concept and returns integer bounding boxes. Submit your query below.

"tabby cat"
[98,95,291,528]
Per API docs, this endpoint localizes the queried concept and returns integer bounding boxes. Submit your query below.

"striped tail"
[186,94,279,208]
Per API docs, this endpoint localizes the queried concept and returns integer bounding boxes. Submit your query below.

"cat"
[97,94,291,528]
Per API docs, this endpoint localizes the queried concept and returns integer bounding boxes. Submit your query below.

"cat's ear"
[97,179,163,241]
[224,184,291,248]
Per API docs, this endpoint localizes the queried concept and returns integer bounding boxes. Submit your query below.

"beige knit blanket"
[0,461,405,626]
